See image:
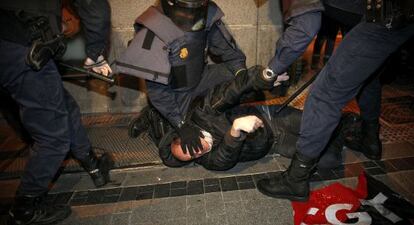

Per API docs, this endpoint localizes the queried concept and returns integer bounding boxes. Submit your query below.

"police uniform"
[0,0,112,224]
[257,0,414,202]
[118,1,246,129]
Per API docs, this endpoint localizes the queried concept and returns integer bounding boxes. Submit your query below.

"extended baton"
[59,62,116,84]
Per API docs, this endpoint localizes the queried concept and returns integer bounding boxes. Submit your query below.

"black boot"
[257,152,317,201]
[360,120,382,160]
[79,151,114,188]
[128,106,151,138]
[8,192,71,225]
[345,119,382,160]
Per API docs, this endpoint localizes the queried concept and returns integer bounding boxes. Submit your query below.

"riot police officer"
[257,0,414,201]
[0,0,113,224]
[125,0,247,156]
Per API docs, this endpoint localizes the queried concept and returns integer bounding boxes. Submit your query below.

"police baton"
[59,62,116,84]
[274,70,320,114]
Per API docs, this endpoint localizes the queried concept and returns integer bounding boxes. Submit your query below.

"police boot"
[79,151,114,187]
[360,120,382,160]
[257,152,317,201]
[8,192,71,225]
[128,106,151,138]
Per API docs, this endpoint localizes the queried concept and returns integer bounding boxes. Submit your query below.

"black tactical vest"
[169,29,208,90]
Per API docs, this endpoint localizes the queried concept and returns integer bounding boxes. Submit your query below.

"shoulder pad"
[206,1,225,30]
[116,27,171,85]
[135,6,184,44]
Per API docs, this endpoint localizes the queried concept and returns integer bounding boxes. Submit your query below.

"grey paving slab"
[160,218,187,225]
[110,212,131,225]
[222,190,242,203]
[129,201,156,225]
[186,195,205,208]
[204,192,226,217]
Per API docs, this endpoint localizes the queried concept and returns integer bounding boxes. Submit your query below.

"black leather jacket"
[159,68,274,171]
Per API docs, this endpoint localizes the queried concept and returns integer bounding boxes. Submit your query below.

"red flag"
[292,172,368,225]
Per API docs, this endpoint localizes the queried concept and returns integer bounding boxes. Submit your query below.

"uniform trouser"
[297,22,414,158]
[322,3,380,122]
[0,39,91,195]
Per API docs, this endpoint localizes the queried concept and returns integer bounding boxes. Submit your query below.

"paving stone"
[235,175,254,183]
[186,204,207,224]
[204,178,220,186]
[151,198,186,221]
[110,213,131,225]
[129,202,156,224]
[237,181,256,190]
[204,192,225,217]
[119,187,139,202]
[170,188,187,197]
[220,177,238,192]
[222,190,241,203]
[204,184,221,193]
[224,201,248,225]
[86,190,106,205]
[171,181,187,189]
[187,195,205,208]
[153,183,170,199]
[187,180,204,195]
[160,218,186,225]
[239,189,266,201]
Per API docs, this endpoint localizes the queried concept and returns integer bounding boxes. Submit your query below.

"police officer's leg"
[258,22,414,201]
[346,76,383,159]
[0,40,71,224]
[64,89,114,187]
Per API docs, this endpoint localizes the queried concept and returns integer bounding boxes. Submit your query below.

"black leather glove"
[177,122,205,157]
[251,67,277,91]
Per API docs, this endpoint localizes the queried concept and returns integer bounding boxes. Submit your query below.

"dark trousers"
[0,39,91,195]
[298,21,414,158]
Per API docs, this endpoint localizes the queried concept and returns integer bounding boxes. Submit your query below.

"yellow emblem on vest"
[179,48,189,59]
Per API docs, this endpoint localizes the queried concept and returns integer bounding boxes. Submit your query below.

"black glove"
[177,123,205,157]
[251,67,277,91]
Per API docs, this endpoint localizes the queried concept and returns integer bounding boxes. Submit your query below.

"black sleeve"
[207,20,247,75]
[195,131,246,171]
[72,0,111,61]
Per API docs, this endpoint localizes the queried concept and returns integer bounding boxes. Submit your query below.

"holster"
[22,15,66,70]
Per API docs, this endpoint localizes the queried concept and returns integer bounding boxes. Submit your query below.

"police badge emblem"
[180,48,189,59]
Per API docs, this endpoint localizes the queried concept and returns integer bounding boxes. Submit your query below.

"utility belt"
[366,0,414,29]
[18,12,66,71]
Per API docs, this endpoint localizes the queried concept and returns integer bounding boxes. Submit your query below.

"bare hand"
[274,72,289,87]
[84,55,113,77]
[231,116,264,137]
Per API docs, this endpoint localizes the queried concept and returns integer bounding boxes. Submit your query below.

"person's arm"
[268,11,321,74]
[72,0,112,75]
[207,20,247,76]
[196,116,264,171]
